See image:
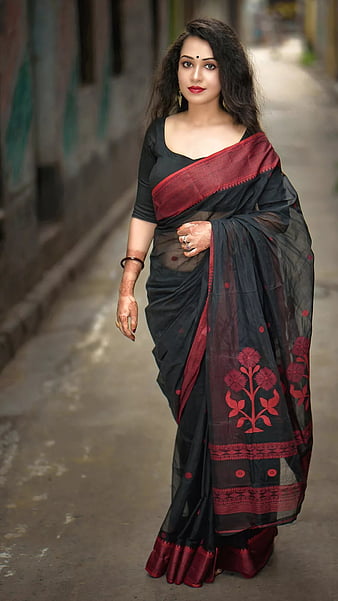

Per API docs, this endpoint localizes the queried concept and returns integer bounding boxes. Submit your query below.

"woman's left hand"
[177,221,212,257]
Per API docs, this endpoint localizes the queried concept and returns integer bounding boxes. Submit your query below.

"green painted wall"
[5,53,33,185]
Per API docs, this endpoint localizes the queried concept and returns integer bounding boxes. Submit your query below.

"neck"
[184,101,229,126]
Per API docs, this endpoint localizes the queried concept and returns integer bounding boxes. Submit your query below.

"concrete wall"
[0,0,169,320]
[0,0,37,313]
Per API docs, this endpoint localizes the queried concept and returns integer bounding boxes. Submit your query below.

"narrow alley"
[0,39,337,601]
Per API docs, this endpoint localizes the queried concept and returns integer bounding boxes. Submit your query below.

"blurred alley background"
[0,1,337,600]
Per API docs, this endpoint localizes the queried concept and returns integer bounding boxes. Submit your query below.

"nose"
[191,64,202,82]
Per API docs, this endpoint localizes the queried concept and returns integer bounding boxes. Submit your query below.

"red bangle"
[120,256,145,270]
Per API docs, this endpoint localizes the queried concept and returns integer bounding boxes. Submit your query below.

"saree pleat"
[144,133,313,587]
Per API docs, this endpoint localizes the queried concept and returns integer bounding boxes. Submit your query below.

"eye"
[181,60,192,68]
[205,63,217,70]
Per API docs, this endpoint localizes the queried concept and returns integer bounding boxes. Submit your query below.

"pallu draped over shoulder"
[134,123,314,588]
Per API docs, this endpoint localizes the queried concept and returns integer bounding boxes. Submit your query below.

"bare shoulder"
[165,112,187,130]
[164,113,189,142]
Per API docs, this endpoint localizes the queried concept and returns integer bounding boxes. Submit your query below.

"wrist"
[120,256,145,270]
[119,279,136,296]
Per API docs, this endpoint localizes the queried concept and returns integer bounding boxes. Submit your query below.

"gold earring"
[178,90,182,108]
[222,98,227,111]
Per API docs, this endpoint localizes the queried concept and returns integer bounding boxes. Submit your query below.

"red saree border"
[145,536,217,587]
[153,132,280,221]
[209,423,312,461]
[216,525,277,578]
[145,528,278,585]
[213,482,303,515]
[209,440,298,461]
[177,234,215,423]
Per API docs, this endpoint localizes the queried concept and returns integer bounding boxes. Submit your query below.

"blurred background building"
[302,0,338,81]
[0,0,337,351]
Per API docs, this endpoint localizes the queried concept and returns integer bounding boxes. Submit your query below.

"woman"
[116,18,313,587]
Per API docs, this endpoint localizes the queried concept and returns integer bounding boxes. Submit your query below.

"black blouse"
[132,117,251,224]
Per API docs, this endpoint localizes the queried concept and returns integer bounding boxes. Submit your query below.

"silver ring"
[186,242,191,249]
[182,235,187,244]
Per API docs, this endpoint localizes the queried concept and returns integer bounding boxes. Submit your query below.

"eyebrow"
[180,54,216,61]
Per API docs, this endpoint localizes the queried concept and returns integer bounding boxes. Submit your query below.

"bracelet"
[120,256,145,270]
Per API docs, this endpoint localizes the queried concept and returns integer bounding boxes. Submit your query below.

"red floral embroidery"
[286,362,305,383]
[224,369,246,392]
[287,336,310,409]
[292,337,310,356]
[290,384,310,410]
[254,367,277,391]
[224,347,280,433]
[238,347,261,368]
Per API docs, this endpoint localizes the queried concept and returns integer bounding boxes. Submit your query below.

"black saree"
[142,132,314,587]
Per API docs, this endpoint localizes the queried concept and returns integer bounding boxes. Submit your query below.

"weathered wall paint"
[97,56,112,139]
[5,52,33,184]
[63,61,79,156]
[28,0,59,165]
[0,0,34,191]
[57,0,78,161]
[0,1,25,123]
[95,1,112,140]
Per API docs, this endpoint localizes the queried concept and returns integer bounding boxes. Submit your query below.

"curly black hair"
[148,17,261,132]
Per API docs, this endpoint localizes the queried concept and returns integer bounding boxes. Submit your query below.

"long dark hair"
[148,17,261,132]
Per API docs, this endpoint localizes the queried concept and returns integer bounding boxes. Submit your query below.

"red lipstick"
[188,86,205,93]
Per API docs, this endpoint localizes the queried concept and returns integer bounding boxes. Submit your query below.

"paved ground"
[0,39,337,601]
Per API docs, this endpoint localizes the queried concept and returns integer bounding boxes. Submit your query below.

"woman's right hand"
[116,294,138,341]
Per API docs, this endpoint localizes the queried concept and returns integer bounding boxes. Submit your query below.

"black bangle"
[120,256,145,270]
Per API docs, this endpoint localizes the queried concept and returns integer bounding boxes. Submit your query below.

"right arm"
[117,218,156,341]
[116,121,158,340]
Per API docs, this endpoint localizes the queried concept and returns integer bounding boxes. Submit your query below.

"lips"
[188,86,206,93]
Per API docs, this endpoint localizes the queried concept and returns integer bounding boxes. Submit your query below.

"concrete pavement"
[0,38,337,601]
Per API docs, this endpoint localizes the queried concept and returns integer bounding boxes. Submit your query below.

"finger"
[119,315,135,341]
[180,238,191,249]
[183,247,198,257]
[130,306,138,334]
[178,222,193,231]
[177,223,191,235]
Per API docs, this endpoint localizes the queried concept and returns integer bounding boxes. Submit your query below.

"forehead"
[180,36,214,58]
